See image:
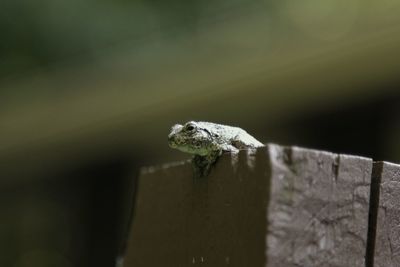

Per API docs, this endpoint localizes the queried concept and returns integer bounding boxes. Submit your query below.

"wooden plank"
[123,148,268,266]
[372,161,400,267]
[122,144,373,266]
[266,145,372,266]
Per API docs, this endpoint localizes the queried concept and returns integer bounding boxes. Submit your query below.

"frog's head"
[168,121,217,156]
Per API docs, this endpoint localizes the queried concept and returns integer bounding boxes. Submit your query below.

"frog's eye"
[185,124,196,132]
[186,125,194,132]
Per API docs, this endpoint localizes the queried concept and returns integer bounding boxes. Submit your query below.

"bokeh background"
[1,0,400,266]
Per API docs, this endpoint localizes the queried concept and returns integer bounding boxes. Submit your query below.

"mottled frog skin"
[168,121,264,177]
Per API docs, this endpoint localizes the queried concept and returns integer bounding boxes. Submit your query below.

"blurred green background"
[1,0,400,266]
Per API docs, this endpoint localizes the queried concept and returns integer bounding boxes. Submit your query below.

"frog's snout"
[168,133,177,148]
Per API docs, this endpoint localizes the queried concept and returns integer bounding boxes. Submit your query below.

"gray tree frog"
[168,121,264,177]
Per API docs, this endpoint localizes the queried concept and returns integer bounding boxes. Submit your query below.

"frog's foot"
[192,151,220,178]
[192,155,212,178]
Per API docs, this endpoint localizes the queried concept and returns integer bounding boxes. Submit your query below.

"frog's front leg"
[192,150,221,177]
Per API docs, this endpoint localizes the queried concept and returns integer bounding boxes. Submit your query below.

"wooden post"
[121,144,400,267]
[123,148,268,266]
[267,145,371,266]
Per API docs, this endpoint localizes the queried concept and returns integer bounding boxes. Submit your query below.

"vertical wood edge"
[370,161,400,267]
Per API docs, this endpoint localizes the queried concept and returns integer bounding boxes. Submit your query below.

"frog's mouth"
[169,142,208,156]
[168,133,178,148]
[168,132,211,156]
[168,136,193,153]
[168,141,177,149]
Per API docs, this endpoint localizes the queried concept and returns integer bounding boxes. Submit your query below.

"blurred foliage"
[0,0,266,79]
[0,0,158,76]
[0,0,399,84]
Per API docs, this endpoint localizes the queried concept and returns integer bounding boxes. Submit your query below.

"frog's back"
[197,121,263,148]
[197,121,242,138]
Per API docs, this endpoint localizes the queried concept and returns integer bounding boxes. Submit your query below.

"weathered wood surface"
[122,144,400,267]
[267,145,372,267]
[372,162,400,267]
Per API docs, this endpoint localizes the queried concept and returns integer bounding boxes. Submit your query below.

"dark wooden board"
[123,148,268,266]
